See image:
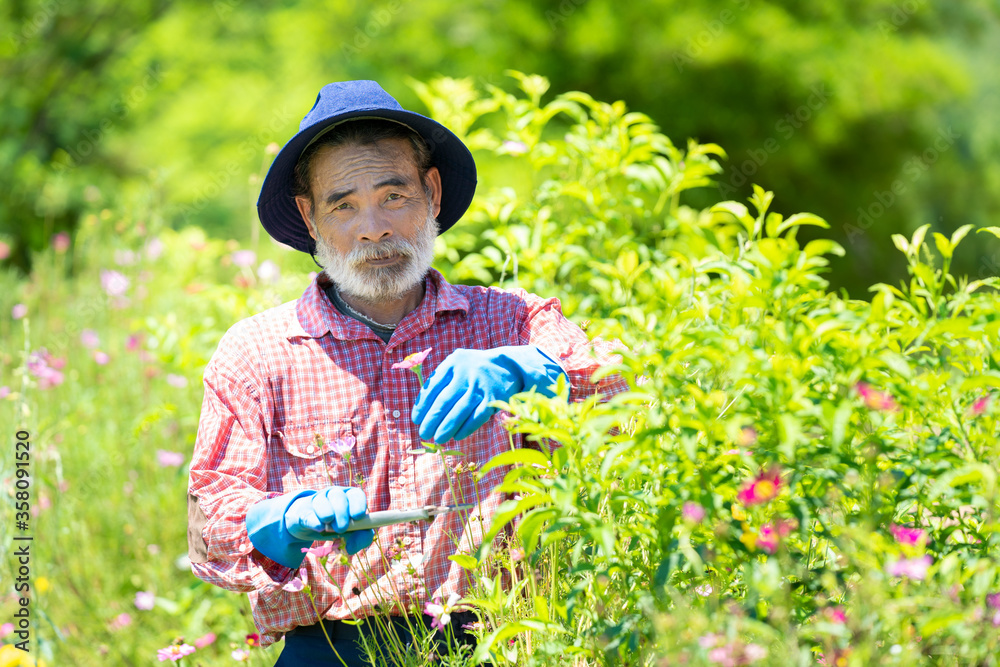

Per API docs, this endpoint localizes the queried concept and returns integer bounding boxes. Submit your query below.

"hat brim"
[257,109,477,254]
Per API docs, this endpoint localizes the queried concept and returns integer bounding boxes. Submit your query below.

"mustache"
[348,239,414,264]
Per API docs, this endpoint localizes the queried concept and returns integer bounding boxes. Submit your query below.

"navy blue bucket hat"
[257,80,477,254]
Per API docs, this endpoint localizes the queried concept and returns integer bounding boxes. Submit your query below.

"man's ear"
[295,196,317,240]
[425,166,443,219]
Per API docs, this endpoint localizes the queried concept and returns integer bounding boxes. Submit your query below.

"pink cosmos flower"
[232,649,251,661]
[156,450,185,467]
[509,547,525,563]
[114,249,138,266]
[328,435,356,457]
[27,348,65,389]
[301,543,336,558]
[704,639,767,666]
[94,350,110,365]
[100,269,130,297]
[756,524,780,554]
[145,237,165,261]
[0,622,14,637]
[424,593,462,632]
[0,386,10,400]
[971,395,991,417]
[80,329,100,348]
[245,633,260,647]
[157,643,196,662]
[134,590,155,610]
[823,607,847,624]
[887,555,933,580]
[193,633,216,648]
[108,613,132,631]
[166,374,188,388]
[682,502,707,523]
[392,347,433,370]
[257,260,281,284]
[0,241,10,260]
[500,140,529,156]
[890,524,927,547]
[856,381,899,412]
[736,467,782,506]
[12,303,27,320]
[987,592,1000,610]
[126,334,142,351]
[282,567,308,592]
[231,250,256,268]
[51,232,70,253]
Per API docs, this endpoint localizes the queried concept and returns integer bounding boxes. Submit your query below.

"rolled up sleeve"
[511,290,629,401]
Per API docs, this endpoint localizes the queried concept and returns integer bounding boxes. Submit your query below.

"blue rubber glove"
[245,487,374,569]
[411,345,568,444]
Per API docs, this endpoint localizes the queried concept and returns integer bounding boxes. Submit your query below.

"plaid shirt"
[187,269,626,646]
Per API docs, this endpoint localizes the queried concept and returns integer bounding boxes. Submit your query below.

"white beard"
[314,209,438,305]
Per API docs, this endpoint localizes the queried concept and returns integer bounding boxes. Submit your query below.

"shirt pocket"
[272,420,358,491]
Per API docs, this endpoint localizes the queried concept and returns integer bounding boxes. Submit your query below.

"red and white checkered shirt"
[188,268,626,646]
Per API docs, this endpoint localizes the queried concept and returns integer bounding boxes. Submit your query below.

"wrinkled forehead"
[309,138,422,191]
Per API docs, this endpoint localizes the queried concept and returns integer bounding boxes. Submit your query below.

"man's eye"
[334,202,351,210]
[386,193,402,201]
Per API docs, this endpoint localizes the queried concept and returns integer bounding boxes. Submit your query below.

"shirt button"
[306,444,317,454]
[392,410,401,418]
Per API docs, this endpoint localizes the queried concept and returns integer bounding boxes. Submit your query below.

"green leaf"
[710,201,754,236]
[891,234,910,255]
[950,223,974,247]
[933,232,953,259]
[776,212,829,235]
[448,554,479,570]
[910,223,931,253]
[976,226,1000,240]
[480,448,551,474]
[803,239,845,258]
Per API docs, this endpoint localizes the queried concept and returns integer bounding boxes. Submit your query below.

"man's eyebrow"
[324,188,354,206]
[323,177,412,206]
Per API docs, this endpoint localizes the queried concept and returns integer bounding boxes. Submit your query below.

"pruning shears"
[327,503,475,533]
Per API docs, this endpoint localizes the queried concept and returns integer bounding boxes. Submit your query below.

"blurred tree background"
[3,0,1000,297]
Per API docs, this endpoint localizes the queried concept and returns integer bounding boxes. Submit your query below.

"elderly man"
[187,80,625,664]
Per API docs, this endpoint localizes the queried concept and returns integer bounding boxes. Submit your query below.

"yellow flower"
[0,645,39,667]
[731,504,747,521]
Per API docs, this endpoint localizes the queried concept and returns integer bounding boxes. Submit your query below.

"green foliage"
[415,77,1000,665]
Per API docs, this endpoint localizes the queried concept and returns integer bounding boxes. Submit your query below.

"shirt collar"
[286,268,469,342]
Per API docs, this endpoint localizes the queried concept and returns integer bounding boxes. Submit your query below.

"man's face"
[295,137,443,304]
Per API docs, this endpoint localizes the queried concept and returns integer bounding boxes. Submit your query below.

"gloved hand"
[246,487,374,569]
[411,345,567,444]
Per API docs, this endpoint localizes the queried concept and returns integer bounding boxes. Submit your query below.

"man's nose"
[356,207,392,243]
